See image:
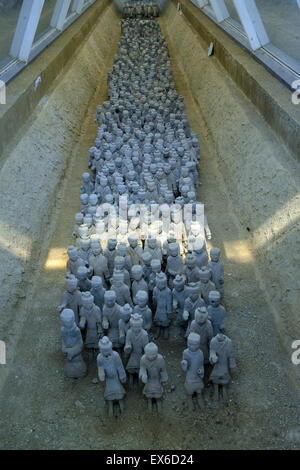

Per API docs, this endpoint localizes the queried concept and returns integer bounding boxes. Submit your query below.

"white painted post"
[72,0,85,14]
[10,0,45,63]
[233,0,269,51]
[51,0,72,31]
[209,0,230,22]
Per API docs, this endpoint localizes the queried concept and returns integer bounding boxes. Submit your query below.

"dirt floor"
[0,5,299,450]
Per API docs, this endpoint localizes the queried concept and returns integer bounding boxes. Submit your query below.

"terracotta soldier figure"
[61,309,86,378]
[97,336,127,416]
[125,313,149,388]
[102,290,122,351]
[139,342,168,412]
[79,292,103,358]
[207,247,224,299]
[153,272,173,339]
[209,329,236,403]
[58,275,82,324]
[190,306,213,364]
[181,332,205,410]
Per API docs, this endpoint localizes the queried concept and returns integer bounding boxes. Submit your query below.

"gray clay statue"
[194,238,208,269]
[209,329,236,402]
[81,172,94,195]
[190,306,213,364]
[78,237,91,264]
[172,274,187,330]
[102,290,122,350]
[207,247,224,298]
[77,265,92,292]
[89,242,110,288]
[149,259,162,293]
[183,283,205,335]
[61,309,86,379]
[104,238,118,277]
[181,332,205,409]
[144,236,162,263]
[131,265,148,304]
[119,303,133,345]
[127,233,143,266]
[97,336,126,416]
[67,246,85,277]
[58,275,82,325]
[110,271,133,307]
[79,292,103,357]
[153,272,172,339]
[124,313,149,388]
[141,251,152,284]
[73,213,84,239]
[184,253,201,284]
[199,266,216,306]
[114,255,131,288]
[139,342,168,412]
[207,290,226,336]
[134,290,152,332]
[166,242,183,287]
[116,242,132,273]
[90,275,105,311]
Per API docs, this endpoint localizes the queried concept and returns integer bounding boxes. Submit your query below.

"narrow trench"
[0,8,299,450]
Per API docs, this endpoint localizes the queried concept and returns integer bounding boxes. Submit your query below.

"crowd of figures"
[123,1,160,19]
[59,9,236,416]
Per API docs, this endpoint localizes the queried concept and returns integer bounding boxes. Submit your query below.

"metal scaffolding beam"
[233,0,269,50]
[51,0,72,31]
[10,0,45,62]
[210,0,230,22]
[72,0,85,14]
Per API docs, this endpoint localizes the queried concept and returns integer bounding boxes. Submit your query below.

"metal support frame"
[10,0,45,63]
[209,0,229,23]
[197,0,209,7]
[51,0,72,31]
[233,0,269,51]
[1,0,97,84]
[190,0,207,8]
[188,0,300,88]
[72,0,85,14]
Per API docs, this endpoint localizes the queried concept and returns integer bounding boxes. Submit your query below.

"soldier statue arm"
[181,349,190,372]
[115,352,127,384]
[139,356,148,384]
[102,313,109,330]
[97,356,105,382]
[62,333,83,361]
[79,307,86,330]
[124,330,132,354]
[96,307,103,338]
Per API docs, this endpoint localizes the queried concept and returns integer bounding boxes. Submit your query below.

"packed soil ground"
[0,5,299,450]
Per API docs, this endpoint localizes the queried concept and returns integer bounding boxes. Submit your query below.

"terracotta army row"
[60,303,235,413]
[61,307,168,414]
[61,243,225,340]
[123,1,159,19]
[59,16,236,414]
